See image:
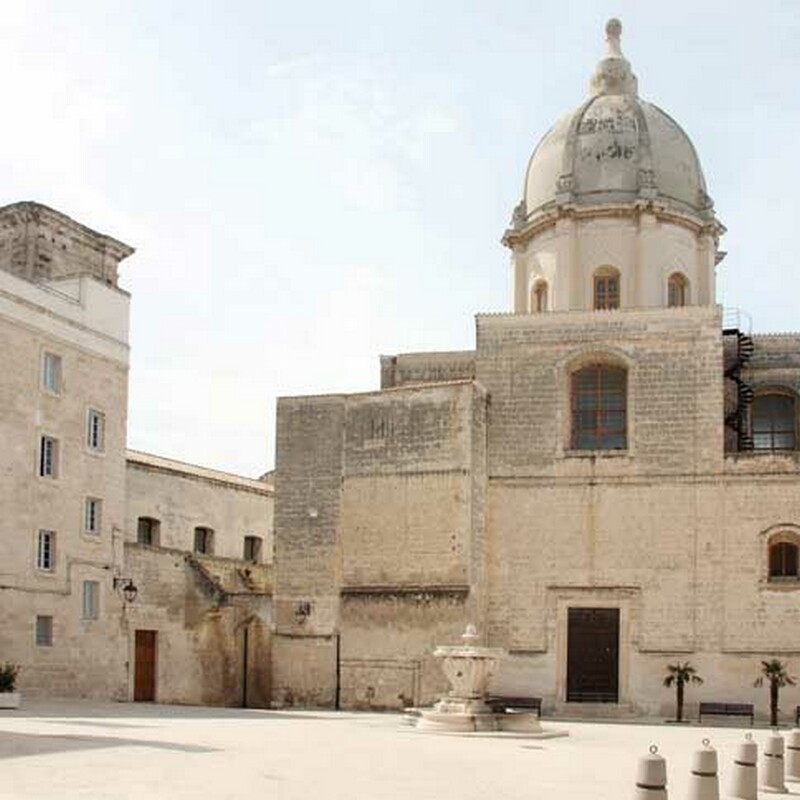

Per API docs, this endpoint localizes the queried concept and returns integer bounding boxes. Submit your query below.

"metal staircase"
[723,326,755,451]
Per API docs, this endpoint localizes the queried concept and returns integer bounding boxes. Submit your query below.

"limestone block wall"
[476,305,724,475]
[273,382,488,709]
[486,470,800,719]
[124,543,272,707]
[486,480,706,705]
[272,394,346,707]
[0,267,130,699]
[338,384,488,709]
[484,449,800,717]
[1,560,128,699]
[338,588,468,709]
[746,334,800,391]
[380,351,475,388]
[125,451,273,561]
[474,305,800,716]
[715,470,800,653]
[341,386,480,587]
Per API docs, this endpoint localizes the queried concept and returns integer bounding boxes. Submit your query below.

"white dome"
[516,20,715,226]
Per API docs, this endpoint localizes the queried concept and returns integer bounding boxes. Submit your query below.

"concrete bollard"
[728,734,758,800]
[634,745,667,800]
[687,739,719,800]
[786,729,800,782]
[761,731,788,793]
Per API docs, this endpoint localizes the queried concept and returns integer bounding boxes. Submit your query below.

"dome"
[516,20,715,226]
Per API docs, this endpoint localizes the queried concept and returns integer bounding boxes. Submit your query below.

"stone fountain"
[414,624,565,737]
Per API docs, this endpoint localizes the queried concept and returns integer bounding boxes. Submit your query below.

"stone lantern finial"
[589,17,638,97]
[605,18,623,56]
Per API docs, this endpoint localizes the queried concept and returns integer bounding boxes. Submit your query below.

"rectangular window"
[82,581,100,620]
[84,498,102,535]
[137,517,160,546]
[42,352,62,394]
[87,409,105,451]
[571,366,627,450]
[753,394,796,451]
[36,529,55,571]
[194,527,214,555]
[35,615,53,646]
[39,436,58,478]
[243,535,263,563]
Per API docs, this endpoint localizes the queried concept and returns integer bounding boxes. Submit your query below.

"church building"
[271,20,800,718]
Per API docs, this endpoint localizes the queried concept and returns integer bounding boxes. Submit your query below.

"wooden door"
[566,608,619,703]
[134,630,157,702]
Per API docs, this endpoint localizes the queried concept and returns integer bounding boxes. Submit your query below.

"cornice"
[501,201,725,249]
[0,201,135,262]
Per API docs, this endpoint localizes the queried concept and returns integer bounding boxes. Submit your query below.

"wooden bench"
[487,696,542,717]
[698,702,754,726]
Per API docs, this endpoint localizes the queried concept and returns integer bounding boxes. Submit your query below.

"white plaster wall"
[0,270,130,360]
[513,214,714,312]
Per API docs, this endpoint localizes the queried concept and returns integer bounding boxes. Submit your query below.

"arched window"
[752,393,796,451]
[571,364,627,450]
[667,273,689,307]
[769,540,799,581]
[531,281,548,313]
[593,267,620,310]
[137,517,160,547]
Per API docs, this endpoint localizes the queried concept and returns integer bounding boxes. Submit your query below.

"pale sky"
[4,1,800,476]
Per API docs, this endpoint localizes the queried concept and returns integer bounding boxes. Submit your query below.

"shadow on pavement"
[0,731,218,760]
[4,700,345,723]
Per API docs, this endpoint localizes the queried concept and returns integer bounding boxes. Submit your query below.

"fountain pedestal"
[415,624,547,735]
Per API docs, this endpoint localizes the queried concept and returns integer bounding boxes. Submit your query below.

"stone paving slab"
[0,701,795,799]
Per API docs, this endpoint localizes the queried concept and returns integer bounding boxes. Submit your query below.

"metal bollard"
[687,739,719,800]
[728,734,758,800]
[786,729,800,782]
[761,731,788,794]
[634,744,667,800]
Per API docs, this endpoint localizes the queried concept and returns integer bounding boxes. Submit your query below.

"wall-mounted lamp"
[113,577,139,604]
[294,601,311,624]
[307,507,319,519]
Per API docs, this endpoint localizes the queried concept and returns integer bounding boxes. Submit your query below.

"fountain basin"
[416,708,544,734]
[412,624,568,738]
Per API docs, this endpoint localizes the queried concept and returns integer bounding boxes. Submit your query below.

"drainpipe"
[334,632,341,710]
[241,625,249,708]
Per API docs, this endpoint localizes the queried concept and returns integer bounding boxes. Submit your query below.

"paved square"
[0,701,795,799]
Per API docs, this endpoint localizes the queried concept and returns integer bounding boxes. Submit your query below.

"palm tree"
[663,661,703,722]
[754,659,796,727]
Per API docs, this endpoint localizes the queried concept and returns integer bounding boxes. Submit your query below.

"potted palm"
[0,663,20,709]
[754,659,796,727]
[664,661,703,723]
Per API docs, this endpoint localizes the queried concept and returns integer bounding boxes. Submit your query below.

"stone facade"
[272,382,486,708]
[274,306,800,720]
[126,450,273,560]
[122,450,274,705]
[0,203,274,707]
[123,543,272,707]
[0,206,132,699]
